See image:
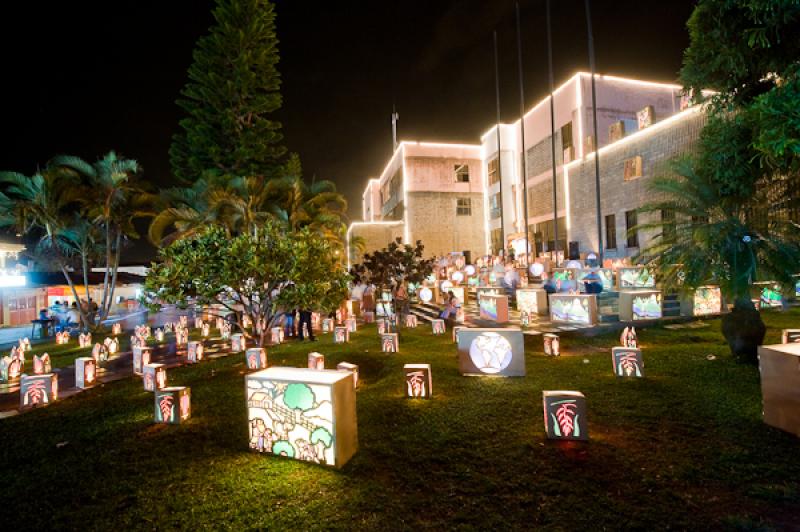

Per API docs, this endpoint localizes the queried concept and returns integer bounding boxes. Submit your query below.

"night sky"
[0,0,695,260]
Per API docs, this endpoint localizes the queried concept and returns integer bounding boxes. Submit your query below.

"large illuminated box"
[688,285,723,316]
[548,294,598,326]
[479,294,509,323]
[516,288,548,316]
[543,391,588,441]
[154,386,191,424]
[457,328,525,377]
[132,346,152,375]
[20,373,58,409]
[619,290,662,321]
[337,362,358,388]
[404,364,432,398]
[231,334,246,352]
[246,367,358,468]
[187,341,204,363]
[75,357,97,389]
[143,363,167,391]
[246,348,268,370]
[579,268,614,292]
[333,327,349,343]
[476,286,501,303]
[308,352,325,370]
[611,347,644,377]
[431,319,446,335]
[381,333,399,353]
[782,330,800,344]
[758,343,800,436]
[616,266,655,289]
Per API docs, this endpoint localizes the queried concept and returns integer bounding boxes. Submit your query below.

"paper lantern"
[616,266,655,290]
[33,353,51,374]
[246,367,358,468]
[78,332,92,348]
[135,325,151,339]
[612,347,644,377]
[333,327,349,344]
[337,362,358,389]
[231,334,246,352]
[431,319,446,335]
[75,357,97,389]
[154,387,191,424]
[130,335,146,349]
[92,343,108,364]
[335,308,345,323]
[620,326,638,348]
[194,317,204,329]
[758,343,800,436]
[111,323,122,336]
[517,288,548,316]
[0,352,23,382]
[782,329,800,344]
[216,317,225,330]
[176,327,190,345]
[543,391,588,441]
[132,346,152,375]
[690,285,722,316]
[543,333,560,356]
[179,315,188,328]
[246,348,268,370]
[154,328,165,343]
[308,352,325,370]
[405,314,418,328]
[20,373,58,409]
[452,271,464,283]
[381,333,399,353]
[19,337,31,353]
[143,363,167,392]
[220,322,232,340]
[418,287,433,303]
[363,311,375,324]
[201,323,210,337]
[187,341,204,363]
[457,328,525,377]
[548,294,598,326]
[55,331,70,345]
[163,322,174,333]
[345,318,357,333]
[453,326,464,343]
[322,318,333,333]
[404,364,432,399]
[619,290,662,321]
[479,294,509,323]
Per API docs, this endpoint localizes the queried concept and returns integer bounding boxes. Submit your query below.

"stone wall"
[348,223,404,265]
[406,191,485,259]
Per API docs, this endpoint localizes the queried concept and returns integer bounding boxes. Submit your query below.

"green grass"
[1,310,799,530]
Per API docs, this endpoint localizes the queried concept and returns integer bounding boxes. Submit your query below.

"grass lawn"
[1,310,799,530]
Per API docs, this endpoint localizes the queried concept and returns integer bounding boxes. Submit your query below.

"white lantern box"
[548,294,598,326]
[322,318,333,333]
[20,373,58,410]
[154,328,165,343]
[201,323,210,337]
[111,323,122,336]
[55,331,70,345]
[337,362,358,389]
[246,348,268,370]
[135,325,151,339]
[131,335,146,349]
[345,318,357,333]
[187,341,204,364]
[33,353,51,374]
[132,346,152,375]
[143,363,167,392]
[543,333,560,356]
[363,312,375,324]
[154,386,191,424]
[0,352,24,382]
[179,315,188,328]
[431,319,446,335]
[404,315,418,328]
[453,326,464,343]
[543,391,588,441]
[220,323,232,340]
[175,328,189,345]
[78,332,92,348]
[479,294,510,323]
[231,333,246,352]
[619,290,662,322]
[92,343,109,364]
[271,327,284,345]
[246,367,358,468]
[334,327,349,344]
[308,352,325,370]
[516,288,549,316]
[75,357,97,389]
[404,364,432,399]
[782,329,800,344]
[194,317,204,329]
[381,333,399,353]
[104,337,119,355]
[457,328,525,377]
[612,347,644,377]
[758,343,800,436]
[620,326,638,348]
[19,337,31,353]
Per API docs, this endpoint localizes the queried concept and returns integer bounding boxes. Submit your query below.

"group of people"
[40,299,96,331]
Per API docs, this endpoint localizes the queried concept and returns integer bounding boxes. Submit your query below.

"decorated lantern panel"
[758,283,783,308]
[79,332,92,348]
[404,364,432,399]
[201,323,210,337]
[154,328,165,343]
[476,287,501,304]
[543,333,560,356]
[175,327,189,346]
[194,317,204,329]
[131,335,146,349]
[457,328,526,377]
[308,352,325,370]
[111,323,122,336]
[616,266,655,290]
[620,326,638,348]
[92,343,108,364]
[271,327,284,344]
[578,268,614,292]
[104,337,119,355]
[333,327,349,344]
[322,318,333,333]
[548,294,598,326]
[187,341,204,363]
[135,325,151,339]
[693,286,722,316]
[18,337,31,353]
[143,363,167,392]
[405,314,418,328]
[75,357,97,389]
[154,386,191,424]
[612,347,644,377]
[618,290,662,321]
[179,315,188,328]
[55,331,70,345]
[381,333,399,353]
[132,346,152,375]
[246,367,358,468]
[220,322,232,340]
[543,391,588,441]
[431,319,446,335]
[0,352,24,382]
[758,343,800,436]
[516,288,548,316]
[20,373,58,409]
[782,329,800,344]
[246,348,268,370]
[231,334,246,353]
[479,294,509,323]
[33,353,51,374]
[345,318,357,333]
[336,362,358,389]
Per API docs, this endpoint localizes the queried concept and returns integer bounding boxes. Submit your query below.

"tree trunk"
[101,232,122,323]
[721,298,766,364]
[61,265,92,331]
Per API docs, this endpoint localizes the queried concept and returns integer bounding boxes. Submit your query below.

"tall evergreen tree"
[170,0,286,182]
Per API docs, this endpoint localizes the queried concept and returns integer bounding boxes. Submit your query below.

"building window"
[623,156,643,181]
[489,193,501,219]
[455,164,470,183]
[456,198,472,216]
[561,122,574,162]
[605,214,617,250]
[488,157,500,185]
[490,228,503,255]
[625,210,639,248]
[661,209,675,241]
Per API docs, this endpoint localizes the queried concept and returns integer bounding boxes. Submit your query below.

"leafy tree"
[143,223,349,346]
[170,0,286,181]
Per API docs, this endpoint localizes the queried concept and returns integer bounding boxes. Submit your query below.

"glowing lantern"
[418,287,433,303]
[548,294,598,326]
[612,347,644,377]
[187,341,204,363]
[0,352,23,382]
[479,294,509,323]
[19,337,31,353]
[543,334,560,356]
[154,328,165,343]
[337,362,358,389]
[381,333,399,353]
[543,391,588,441]
[691,286,722,316]
[517,288,548,316]
[619,290,662,321]
[92,343,108,364]
[131,335,146,349]
[34,353,51,374]
[194,317,204,329]
[78,332,92,348]
[345,318,357,333]
[231,334,246,352]
[529,262,545,277]
[104,337,119,355]
[179,315,188,328]
[240,348,265,370]
[143,363,167,392]
[322,319,333,333]
[405,314,417,328]
[431,319,446,335]
[246,367,358,468]
[220,322,232,340]
[163,322,174,333]
[135,325,151,339]
[363,311,375,324]
[271,327,284,344]
[308,352,325,370]
[154,386,191,424]
[333,327,349,344]
[620,326,638,348]
[175,327,189,346]
[452,271,464,283]
[75,357,97,389]
[55,331,70,345]
[216,317,225,330]
[782,329,800,344]
[201,323,210,337]
[20,373,58,410]
[132,346,152,375]
[758,343,800,436]
[404,364,432,398]
[457,328,525,377]
[111,323,122,336]
[242,315,252,329]
[465,264,476,276]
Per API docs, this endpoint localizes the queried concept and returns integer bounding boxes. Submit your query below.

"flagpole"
[515,1,531,267]
[546,0,560,264]
[585,0,604,263]
[493,31,506,258]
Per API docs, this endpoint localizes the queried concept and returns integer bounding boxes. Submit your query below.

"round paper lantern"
[465,265,476,276]
[469,332,513,374]
[566,260,583,269]
[418,287,433,303]
[440,280,453,292]
[529,263,545,276]
[452,271,464,283]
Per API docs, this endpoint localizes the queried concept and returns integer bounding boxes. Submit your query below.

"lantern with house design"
[308,352,325,370]
[246,348,268,370]
[231,333,246,352]
[143,363,167,392]
[404,364,432,399]
[20,373,58,409]
[543,391,588,441]
[132,346,152,375]
[381,333,399,353]
[431,319,446,335]
[405,315,418,328]
[33,353,51,374]
[75,357,97,389]
[334,326,349,344]
[187,341,204,363]
[337,362,358,389]
[154,386,191,424]
[612,347,644,377]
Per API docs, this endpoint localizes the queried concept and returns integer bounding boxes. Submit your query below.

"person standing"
[298,309,315,341]
[395,281,409,320]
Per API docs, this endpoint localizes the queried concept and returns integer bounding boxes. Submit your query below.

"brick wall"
[406,191,485,258]
[349,223,404,265]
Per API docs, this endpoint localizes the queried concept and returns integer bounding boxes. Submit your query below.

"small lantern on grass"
[308,352,325,370]
[405,315,418,328]
[1,352,23,382]
[179,316,188,328]
[543,334,560,356]
[337,362,358,388]
[381,333,399,353]
[543,391,588,441]
[194,317,204,330]
[620,326,638,348]
[75,357,97,389]
[334,327,349,344]
[154,387,191,424]
[154,328,165,343]
[132,346,152,375]
[104,337,119,355]
[246,348,268,370]
[271,327,284,344]
[131,335,146,349]
[20,373,58,409]
[322,318,333,333]
[187,341,204,363]
[55,331,70,345]
[220,322,232,340]
[431,319,446,335]
[612,347,644,377]
[345,318,357,333]
[79,332,92,348]
[201,323,210,338]
[404,364,432,398]
[19,337,31,353]
[92,343,109,364]
[33,353,51,374]
[143,363,167,392]
[231,333,246,352]
[111,323,122,336]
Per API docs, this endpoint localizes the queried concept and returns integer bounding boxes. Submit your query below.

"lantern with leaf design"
[20,373,58,410]
[543,391,588,441]
[154,386,191,424]
[612,347,644,377]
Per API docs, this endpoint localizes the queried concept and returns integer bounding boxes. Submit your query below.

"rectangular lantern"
[179,315,188,328]
[79,332,92,348]
[404,364,432,399]
[55,331,70,345]
[92,343,108,364]
[363,311,375,324]
[154,328,165,343]
[18,337,31,353]
[431,319,446,335]
[143,363,167,392]
[334,326,349,344]
[271,327,284,344]
[543,391,588,441]
[175,328,189,346]
[479,294,509,323]
[154,386,191,424]
[543,333,560,356]
[187,341,204,363]
[692,285,722,316]
[758,283,783,308]
[33,353,51,374]
[131,335,146,349]
[758,343,800,436]
[308,352,325,370]
[0,353,23,382]
[75,357,97,389]
[548,294,598,326]
[619,290,663,321]
[322,318,333,333]
[111,323,122,336]
[578,269,615,292]
[782,329,800,344]
[405,314,418,328]
[246,367,358,468]
[346,299,361,318]
[453,326,464,343]
[612,347,644,377]
[246,348,268,370]
[194,317,204,329]
[201,323,210,337]
[381,333,399,353]
[377,319,389,335]
[231,333,246,352]
[345,318,357,333]
[104,337,119,355]
[132,346,152,375]
[337,362,358,389]
[20,373,58,409]
[616,266,655,290]
[457,328,525,377]
[516,288,548,316]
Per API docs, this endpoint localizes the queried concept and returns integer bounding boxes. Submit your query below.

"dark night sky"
[0,0,695,259]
